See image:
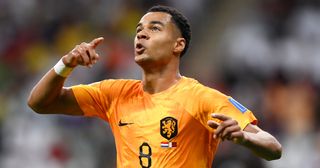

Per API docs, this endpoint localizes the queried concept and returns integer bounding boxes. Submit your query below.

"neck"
[142,63,181,94]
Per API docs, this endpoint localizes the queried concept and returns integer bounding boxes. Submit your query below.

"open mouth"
[135,43,145,54]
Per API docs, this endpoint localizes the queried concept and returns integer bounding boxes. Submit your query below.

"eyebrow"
[136,20,165,28]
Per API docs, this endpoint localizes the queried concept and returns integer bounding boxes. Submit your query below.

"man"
[28,5,282,168]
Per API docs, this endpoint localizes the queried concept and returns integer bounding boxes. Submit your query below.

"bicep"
[45,87,84,115]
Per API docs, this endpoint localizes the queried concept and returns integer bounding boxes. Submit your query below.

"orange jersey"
[71,76,257,168]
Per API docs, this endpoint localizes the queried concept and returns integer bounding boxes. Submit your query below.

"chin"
[135,54,153,68]
[135,54,148,63]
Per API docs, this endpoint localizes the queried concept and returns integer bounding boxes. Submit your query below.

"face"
[134,12,182,67]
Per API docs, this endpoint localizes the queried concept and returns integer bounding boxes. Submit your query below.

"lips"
[135,43,145,55]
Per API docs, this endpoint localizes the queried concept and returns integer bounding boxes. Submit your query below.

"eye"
[136,27,142,33]
[151,26,160,31]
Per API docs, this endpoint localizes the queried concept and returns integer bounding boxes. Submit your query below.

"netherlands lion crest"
[160,117,178,140]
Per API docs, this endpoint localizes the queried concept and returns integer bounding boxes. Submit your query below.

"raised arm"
[207,113,282,161]
[27,37,104,115]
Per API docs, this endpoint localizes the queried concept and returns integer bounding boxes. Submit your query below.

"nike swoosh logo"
[118,120,134,126]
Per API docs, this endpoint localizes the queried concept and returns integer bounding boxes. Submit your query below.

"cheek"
[153,44,172,58]
[151,36,175,53]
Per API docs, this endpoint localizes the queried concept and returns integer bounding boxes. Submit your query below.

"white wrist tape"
[53,59,73,77]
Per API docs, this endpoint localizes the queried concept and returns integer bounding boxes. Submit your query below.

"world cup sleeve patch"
[228,98,248,113]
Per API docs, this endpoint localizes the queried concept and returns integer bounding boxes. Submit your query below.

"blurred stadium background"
[0,0,320,167]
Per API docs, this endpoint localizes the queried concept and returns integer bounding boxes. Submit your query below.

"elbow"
[27,96,39,114]
[266,142,282,161]
[272,143,282,160]
[27,95,45,114]
[27,94,36,110]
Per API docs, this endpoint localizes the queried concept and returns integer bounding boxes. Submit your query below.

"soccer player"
[28,5,282,168]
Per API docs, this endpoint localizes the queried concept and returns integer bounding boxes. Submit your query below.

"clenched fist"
[62,37,104,68]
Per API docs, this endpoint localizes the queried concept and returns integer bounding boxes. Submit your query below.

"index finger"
[211,113,231,121]
[90,37,104,48]
[207,120,220,129]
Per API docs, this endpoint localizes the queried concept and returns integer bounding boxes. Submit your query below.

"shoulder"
[73,79,141,95]
[99,79,141,87]
[182,76,227,100]
[96,79,141,93]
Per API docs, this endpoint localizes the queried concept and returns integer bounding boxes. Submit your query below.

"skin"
[134,12,185,93]
[27,37,103,115]
[28,12,282,160]
[208,114,282,160]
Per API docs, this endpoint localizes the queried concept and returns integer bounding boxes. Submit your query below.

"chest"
[110,96,193,140]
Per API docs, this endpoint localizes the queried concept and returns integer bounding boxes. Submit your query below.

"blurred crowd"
[0,0,319,168]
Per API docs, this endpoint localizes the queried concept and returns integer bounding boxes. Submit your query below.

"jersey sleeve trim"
[239,111,258,130]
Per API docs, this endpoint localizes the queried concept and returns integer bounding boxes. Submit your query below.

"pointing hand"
[62,37,104,68]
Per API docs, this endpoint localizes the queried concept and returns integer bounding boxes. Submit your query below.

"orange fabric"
[71,77,257,168]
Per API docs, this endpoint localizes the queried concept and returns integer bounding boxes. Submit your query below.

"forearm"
[28,69,67,113]
[28,37,103,115]
[242,130,282,160]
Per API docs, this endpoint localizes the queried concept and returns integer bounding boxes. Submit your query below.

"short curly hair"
[147,5,191,57]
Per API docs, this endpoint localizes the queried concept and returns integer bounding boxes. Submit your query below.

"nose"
[136,30,149,40]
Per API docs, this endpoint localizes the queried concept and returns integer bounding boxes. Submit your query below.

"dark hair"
[147,5,191,57]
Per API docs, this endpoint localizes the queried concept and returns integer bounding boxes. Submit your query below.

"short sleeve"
[193,86,257,132]
[71,81,110,121]
[216,97,258,130]
[71,79,140,122]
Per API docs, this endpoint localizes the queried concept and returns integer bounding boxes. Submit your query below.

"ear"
[173,38,186,56]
